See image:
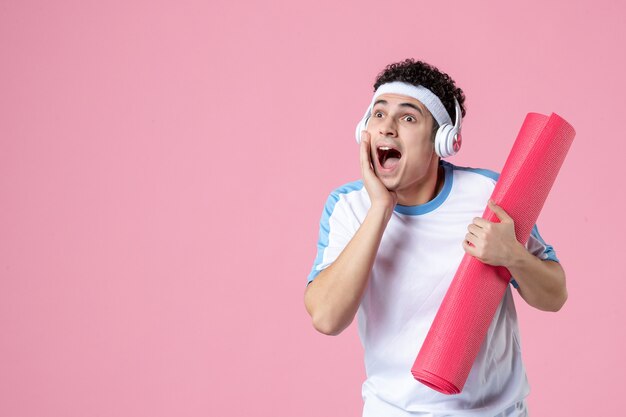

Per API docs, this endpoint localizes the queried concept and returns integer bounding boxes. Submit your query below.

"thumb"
[488,199,512,222]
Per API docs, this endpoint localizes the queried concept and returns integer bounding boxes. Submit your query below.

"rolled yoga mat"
[411,112,575,395]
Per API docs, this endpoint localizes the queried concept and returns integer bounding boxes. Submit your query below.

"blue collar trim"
[393,161,453,216]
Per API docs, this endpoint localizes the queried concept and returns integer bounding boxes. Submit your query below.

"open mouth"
[377,145,402,170]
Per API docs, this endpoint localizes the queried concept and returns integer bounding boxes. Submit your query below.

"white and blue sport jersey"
[307,161,558,417]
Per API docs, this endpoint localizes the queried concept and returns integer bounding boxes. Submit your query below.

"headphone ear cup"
[435,98,463,158]
[435,124,452,158]
[434,123,461,158]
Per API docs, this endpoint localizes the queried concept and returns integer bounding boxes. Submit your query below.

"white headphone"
[433,98,462,158]
[355,83,463,159]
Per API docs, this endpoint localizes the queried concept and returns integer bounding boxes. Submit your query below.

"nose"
[378,116,397,137]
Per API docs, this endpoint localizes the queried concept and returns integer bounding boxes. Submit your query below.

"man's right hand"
[360,131,398,219]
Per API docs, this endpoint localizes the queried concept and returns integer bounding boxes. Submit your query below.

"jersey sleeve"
[526,224,559,262]
[306,189,360,286]
[510,224,559,288]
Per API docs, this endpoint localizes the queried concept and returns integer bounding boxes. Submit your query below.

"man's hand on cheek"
[360,131,397,217]
[462,200,526,268]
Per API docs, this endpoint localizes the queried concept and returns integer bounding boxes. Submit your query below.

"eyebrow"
[373,99,424,115]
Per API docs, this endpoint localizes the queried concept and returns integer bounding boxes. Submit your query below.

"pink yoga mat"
[411,112,575,395]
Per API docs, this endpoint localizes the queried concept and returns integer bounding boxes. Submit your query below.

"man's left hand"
[462,200,526,268]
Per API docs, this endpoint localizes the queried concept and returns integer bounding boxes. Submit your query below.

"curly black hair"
[373,59,466,129]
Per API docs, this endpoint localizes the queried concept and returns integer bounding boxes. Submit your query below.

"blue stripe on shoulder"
[448,162,500,181]
[307,180,364,284]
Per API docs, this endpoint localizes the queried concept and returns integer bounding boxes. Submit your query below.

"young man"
[304,59,567,417]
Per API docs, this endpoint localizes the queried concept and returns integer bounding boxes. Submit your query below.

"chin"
[378,177,400,191]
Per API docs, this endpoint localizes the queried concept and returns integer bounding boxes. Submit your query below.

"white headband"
[355,81,452,143]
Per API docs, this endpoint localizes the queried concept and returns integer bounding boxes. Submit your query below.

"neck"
[396,159,444,206]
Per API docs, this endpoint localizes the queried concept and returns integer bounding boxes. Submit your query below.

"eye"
[404,115,416,122]
[373,111,384,118]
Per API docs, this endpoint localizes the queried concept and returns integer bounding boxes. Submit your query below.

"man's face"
[366,93,438,201]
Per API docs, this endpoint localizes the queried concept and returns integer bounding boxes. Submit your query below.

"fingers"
[469,201,513,232]
[359,130,397,211]
[464,231,479,247]
[464,201,519,266]
[467,223,485,239]
[361,130,370,144]
[462,238,477,255]
[359,131,374,174]
[488,199,513,223]
[471,217,491,228]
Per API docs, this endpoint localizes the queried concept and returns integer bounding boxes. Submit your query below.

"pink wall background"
[1,1,624,415]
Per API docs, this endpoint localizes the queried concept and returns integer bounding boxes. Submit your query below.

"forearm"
[464,201,567,312]
[304,205,392,335]
[507,243,568,312]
